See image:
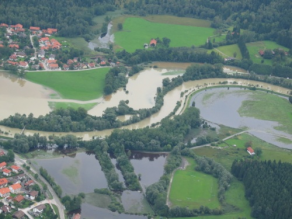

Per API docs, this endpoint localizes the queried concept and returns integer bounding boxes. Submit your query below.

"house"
[9,54,18,60]
[18,33,27,38]
[9,44,19,49]
[9,183,22,193]
[7,61,18,66]
[48,63,59,70]
[13,210,25,219]
[17,174,25,180]
[29,190,39,200]
[0,187,10,197]
[33,204,46,213]
[16,51,26,58]
[259,50,264,56]
[3,168,11,176]
[11,165,21,173]
[0,178,8,188]
[100,61,106,65]
[150,39,157,47]
[25,180,35,187]
[67,59,74,65]
[73,57,78,62]
[0,44,4,48]
[88,62,95,68]
[18,61,29,68]
[49,54,55,60]
[30,26,40,31]
[0,151,5,156]
[63,64,69,70]
[38,49,45,58]
[14,24,23,29]
[247,147,255,155]
[73,213,81,219]
[39,37,50,43]
[1,205,11,214]
[14,195,24,203]
[47,28,58,34]
[9,177,20,185]
[0,23,8,28]
[0,162,6,169]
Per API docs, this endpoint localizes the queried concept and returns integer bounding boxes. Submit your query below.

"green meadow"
[246,41,289,65]
[48,102,97,111]
[114,17,216,52]
[212,44,242,59]
[169,158,220,209]
[26,68,110,101]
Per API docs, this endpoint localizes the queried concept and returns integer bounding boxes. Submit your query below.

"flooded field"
[33,152,107,195]
[190,88,292,148]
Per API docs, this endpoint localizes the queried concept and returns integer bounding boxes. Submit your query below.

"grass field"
[114,17,216,52]
[238,92,292,135]
[26,68,110,101]
[169,158,220,209]
[212,44,242,59]
[83,192,112,208]
[246,41,289,65]
[48,102,97,111]
[62,160,80,185]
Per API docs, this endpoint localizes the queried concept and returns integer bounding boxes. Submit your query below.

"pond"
[33,152,108,195]
[190,87,292,149]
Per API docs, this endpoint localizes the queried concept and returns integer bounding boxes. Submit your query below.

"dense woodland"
[0,0,115,37]
[232,160,292,219]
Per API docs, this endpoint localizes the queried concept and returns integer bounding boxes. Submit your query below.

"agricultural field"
[246,41,289,65]
[169,158,220,209]
[212,44,242,59]
[48,102,97,111]
[114,17,217,52]
[238,91,292,135]
[26,68,110,101]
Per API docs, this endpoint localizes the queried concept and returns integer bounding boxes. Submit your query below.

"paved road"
[29,35,37,58]
[14,154,65,219]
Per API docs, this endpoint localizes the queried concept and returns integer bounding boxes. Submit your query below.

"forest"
[232,159,292,219]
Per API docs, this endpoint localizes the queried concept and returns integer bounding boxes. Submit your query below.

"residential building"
[9,183,22,193]
[9,54,17,60]
[150,39,157,46]
[29,190,39,200]
[49,54,55,60]
[13,210,25,219]
[0,178,8,188]
[11,165,21,173]
[9,44,19,49]
[88,62,95,68]
[25,180,35,187]
[38,49,45,58]
[247,147,255,155]
[16,51,26,58]
[63,64,69,70]
[0,187,10,197]
[0,23,8,28]
[2,168,11,176]
[17,174,25,180]
[33,204,46,213]
[30,26,40,31]
[0,162,6,169]
[48,63,59,70]
[18,61,29,68]
[1,205,11,214]
[14,195,24,203]
[73,213,81,219]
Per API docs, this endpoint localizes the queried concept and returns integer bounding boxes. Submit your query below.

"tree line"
[232,159,292,219]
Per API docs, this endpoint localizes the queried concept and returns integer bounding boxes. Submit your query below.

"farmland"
[26,68,110,101]
[246,41,289,65]
[114,17,216,52]
[169,158,220,209]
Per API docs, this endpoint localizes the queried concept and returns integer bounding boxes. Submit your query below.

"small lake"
[190,88,292,149]
[33,152,108,195]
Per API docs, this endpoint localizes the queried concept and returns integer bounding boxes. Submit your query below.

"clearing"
[114,17,216,52]
[26,68,110,101]
[212,44,242,59]
[246,41,289,65]
[169,158,220,209]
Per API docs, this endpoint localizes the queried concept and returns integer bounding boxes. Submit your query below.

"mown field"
[246,41,289,65]
[169,158,220,209]
[48,102,97,111]
[212,44,242,59]
[114,17,216,52]
[26,68,110,101]
[238,92,292,135]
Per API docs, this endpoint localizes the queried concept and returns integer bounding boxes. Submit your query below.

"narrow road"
[14,154,65,219]
[29,35,37,58]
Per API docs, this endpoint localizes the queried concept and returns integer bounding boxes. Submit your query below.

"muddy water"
[33,152,108,195]
[1,76,291,140]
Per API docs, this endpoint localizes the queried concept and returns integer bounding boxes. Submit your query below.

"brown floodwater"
[0,68,291,140]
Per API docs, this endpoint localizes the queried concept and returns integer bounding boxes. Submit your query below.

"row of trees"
[39,167,62,198]
[104,66,128,95]
[232,159,292,219]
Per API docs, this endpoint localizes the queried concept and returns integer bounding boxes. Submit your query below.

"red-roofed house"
[14,24,23,29]
[9,183,21,193]
[247,147,255,155]
[67,59,74,65]
[18,61,29,68]
[0,44,4,48]
[63,64,69,70]
[0,23,8,28]
[7,61,18,66]
[88,62,95,68]
[30,26,40,31]
[9,54,17,61]
[48,63,59,70]
[259,50,264,56]
[100,61,106,66]
[0,162,6,170]
[29,190,39,200]
[47,28,58,34]
[11,165,20,174]
[0,178,8,188]
[2,169,11,177]
[39,37,50,43]
[0,151,5,156]
[0,187,10,197]
[9,44,19,49]
[14,195,24,203]
[150,39,157,47]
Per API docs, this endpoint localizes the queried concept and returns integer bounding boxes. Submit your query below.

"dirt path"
[166,158,189,207]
